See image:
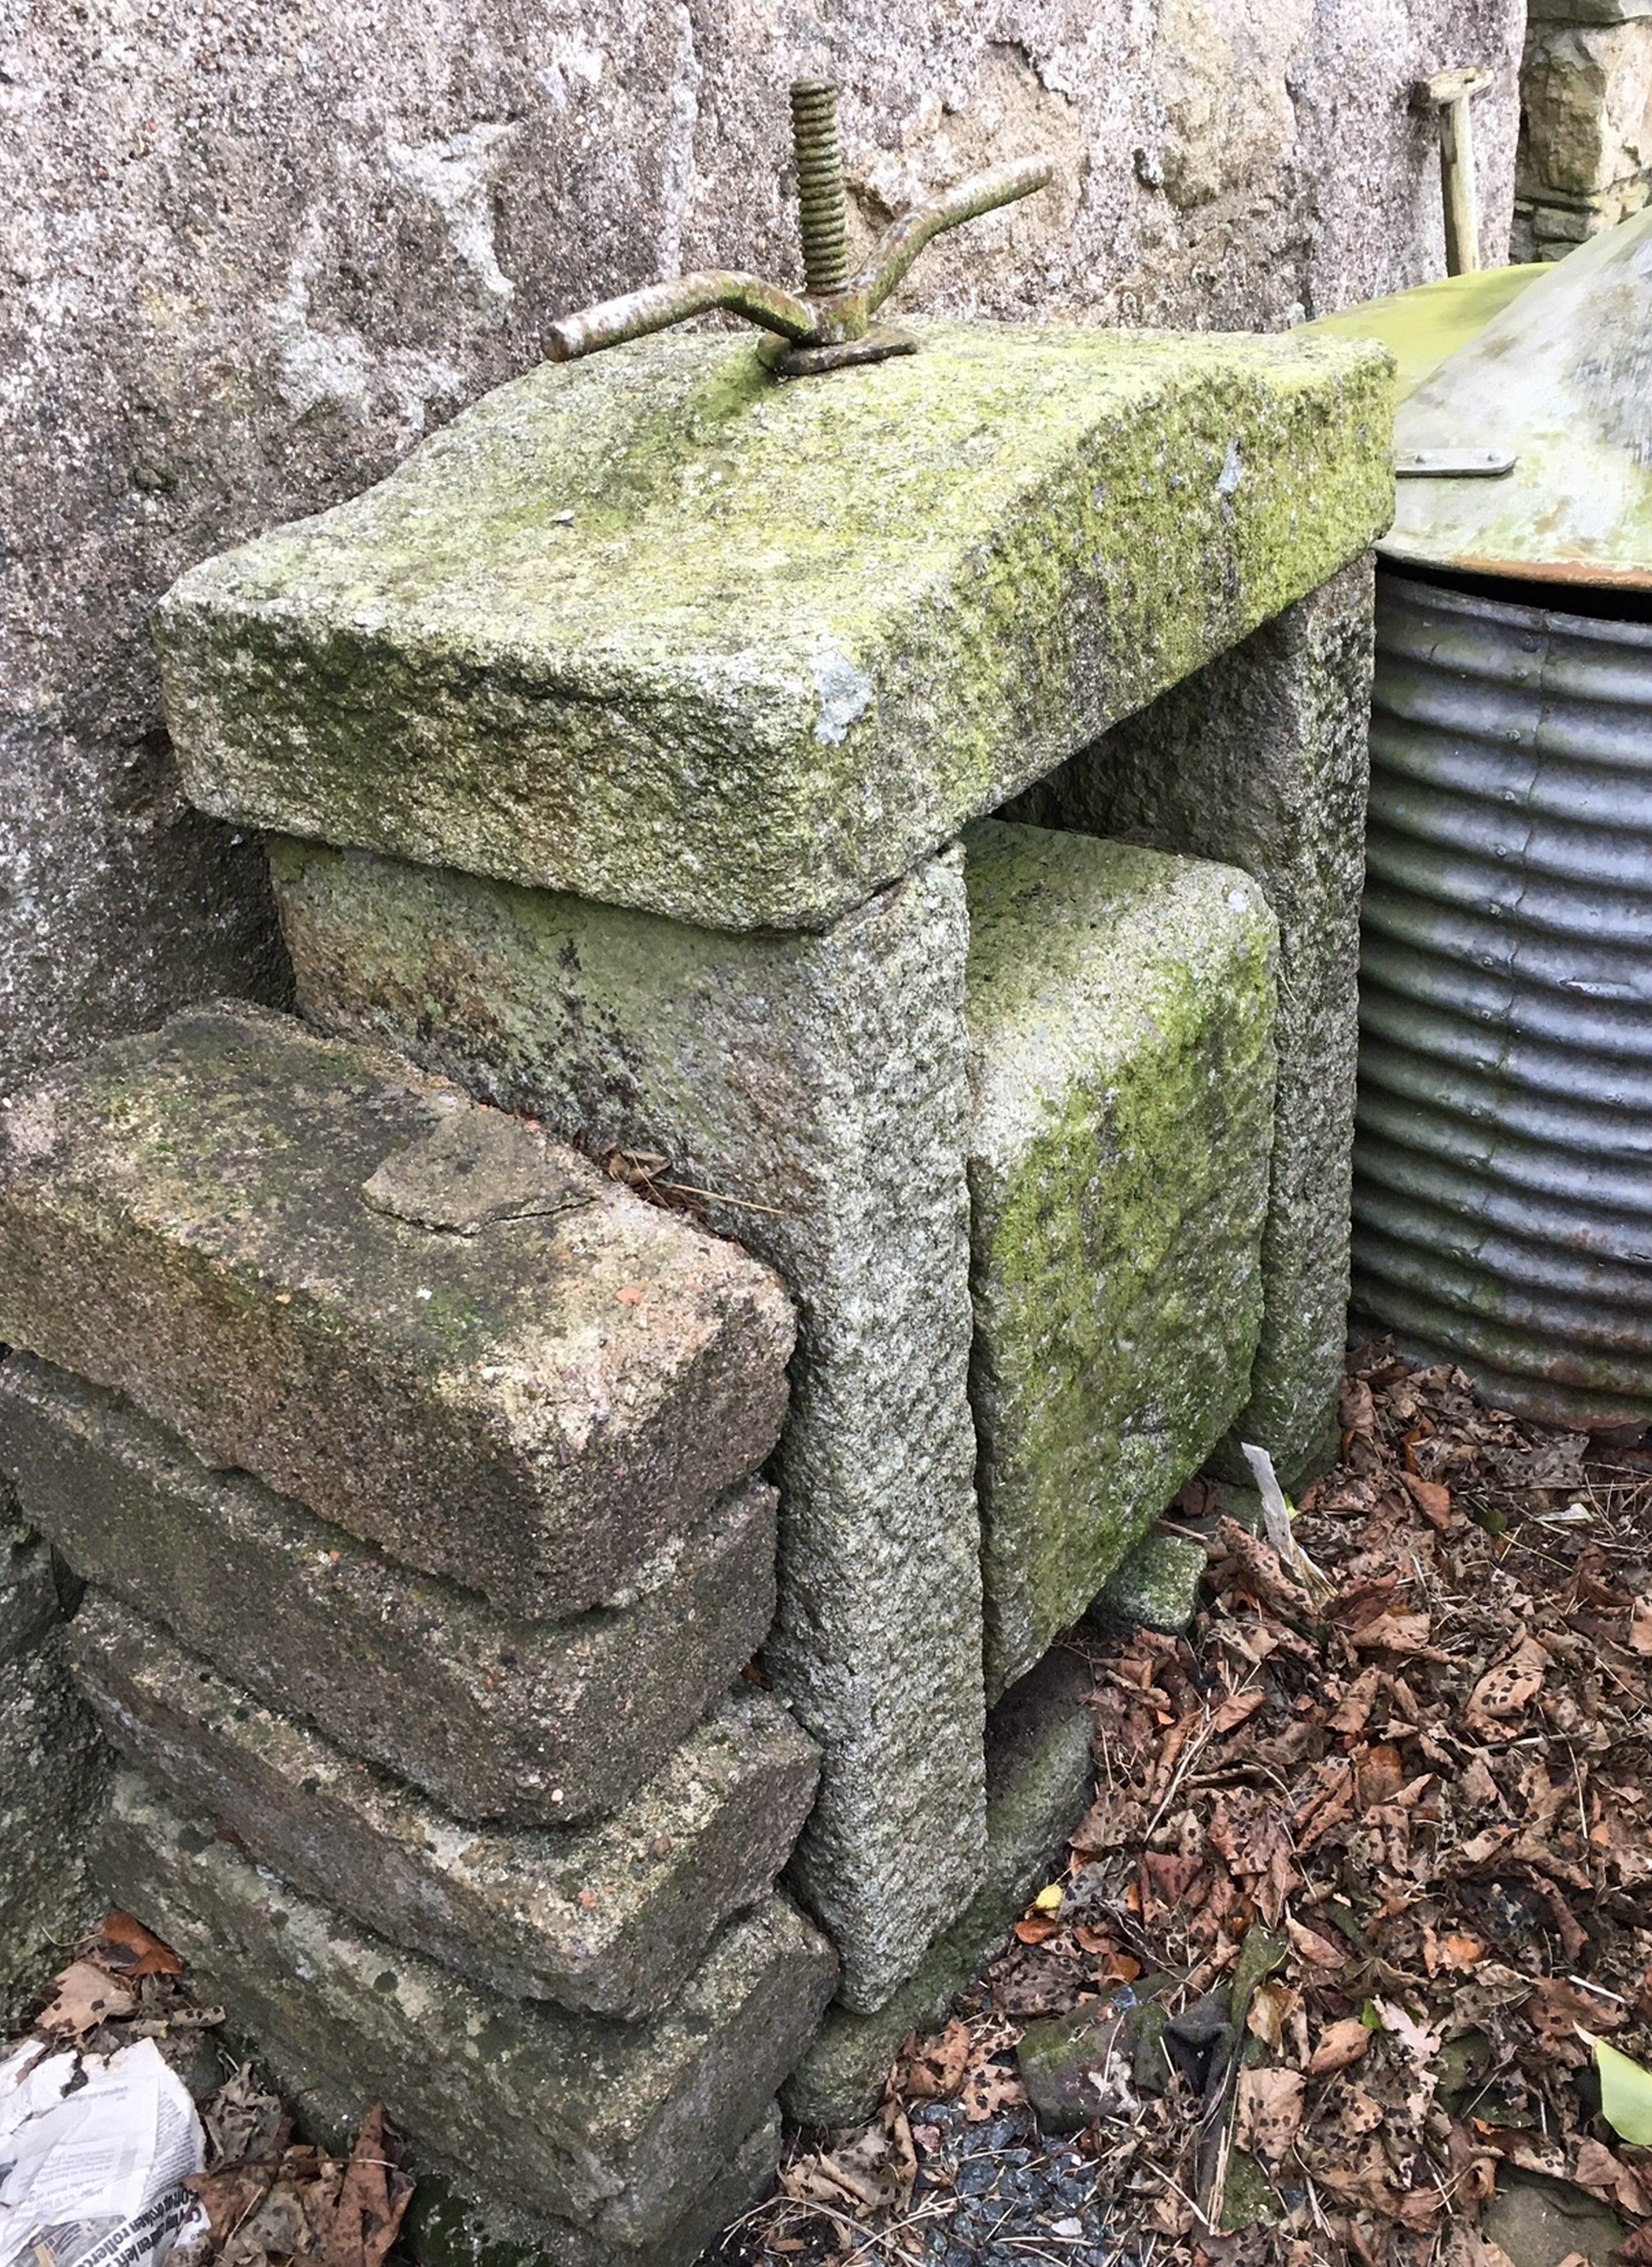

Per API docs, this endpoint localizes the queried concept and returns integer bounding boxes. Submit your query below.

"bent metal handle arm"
[545,270,818,364]
[853,158,1054,314]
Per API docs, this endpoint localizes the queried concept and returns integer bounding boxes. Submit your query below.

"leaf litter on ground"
[719,1345,1652,2267]
[2,1917,412,2267]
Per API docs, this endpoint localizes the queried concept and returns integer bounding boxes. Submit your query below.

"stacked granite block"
[0,1503,107,2023]
[0,1001,836,2261]
[144,319,1391,2103]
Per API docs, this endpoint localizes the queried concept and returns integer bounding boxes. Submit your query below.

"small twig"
[660,1180,791,1216]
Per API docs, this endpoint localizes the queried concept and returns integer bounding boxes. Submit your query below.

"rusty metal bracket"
[544,78,1051,374]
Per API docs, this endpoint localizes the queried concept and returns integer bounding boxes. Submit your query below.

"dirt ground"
[723,1346,1652,2267]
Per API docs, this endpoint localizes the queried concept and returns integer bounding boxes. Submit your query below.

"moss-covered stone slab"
[964,822,1277,1697]
[99,1771,836,2247]
[781,1649,1095,2131]
[155,325,1391,933]
[1009,558,1375,1485]
[71,1590,816,2017]
[267,840,984,2018]
[0,1004,792,1618]
[0,1354,773,1827]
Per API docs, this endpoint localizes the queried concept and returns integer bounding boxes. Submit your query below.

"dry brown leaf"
[958,2056,1026,2123]
[1327,1666,1382,1737]
[1234,2066,1305,2163]
[83,1911,183,1979]
[1350,1611,1434,1653]
[1462,1633,1551,1736]
[1308,2017,1372,2075]
[1573,2136,1652,2216]
[1209,1690,1268,1737]
[1285,1915,1347,1968]
[322,2108,413,2267]
[1526,1975,1625,2043]
[1401,1471,1453,1529]
[1247,1979,1297,2051]
[1011,1914,1061,1945]
[37,1958,137,2037]
[1630,1597,1652,1656]
[900,2016,971,2101]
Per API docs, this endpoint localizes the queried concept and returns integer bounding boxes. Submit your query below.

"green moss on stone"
[964,822,1277,1696]
[160,324,1392,930]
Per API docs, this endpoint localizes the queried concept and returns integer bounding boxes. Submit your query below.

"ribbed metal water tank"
[1353,573,1652,1427]
[1346,207,1652,1427]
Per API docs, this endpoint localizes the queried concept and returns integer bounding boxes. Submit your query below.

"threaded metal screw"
[789,78,851,297]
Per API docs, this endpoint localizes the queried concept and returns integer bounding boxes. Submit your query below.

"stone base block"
[0,1355,776,1827]
[98,1771,836,2247]
[0,1003,793,1618]
[399,2113,780,2267]
[963,821,1275,1697]
[268,839,986,2017]
[1,1515,62,1665]
[1,1629,109,2023]
[1097,1529,1208,1636]
[74,1590,819,2018]
[781,1651,1096,2131]
[1008,558,1375,1487]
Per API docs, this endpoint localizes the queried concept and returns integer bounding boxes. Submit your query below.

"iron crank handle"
[545,270,817,364]
[852,158,1054,314]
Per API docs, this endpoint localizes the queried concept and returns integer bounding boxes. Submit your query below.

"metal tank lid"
[1384,206,1652,592]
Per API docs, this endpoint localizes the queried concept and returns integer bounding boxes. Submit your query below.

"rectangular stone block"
[401,2113,781,2267]
[1,1629,109,2024]
[268,840,985,2015]
[0,1513,60,1666]
[0,1354,775,1827]
[98,1770,837,2248]
[72,1589,819,2018]
[0,1002,793,1618]
[1009,556,1375,1485]
[154,326,1392,933]
[781,1648,1097,2131]
[963,822,1277,1698]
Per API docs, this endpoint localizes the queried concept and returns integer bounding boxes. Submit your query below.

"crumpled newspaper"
[0,2036,206,2267]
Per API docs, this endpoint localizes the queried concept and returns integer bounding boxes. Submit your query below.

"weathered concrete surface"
[157,326,1390,933]
[1009,556,1375,1486]
[0,1629,109,2025]
[964,823,1276,1697]
[0,1003,793,1618]
[269,839,981,2015]
[0,0,1520,1085]
[100,1770,836,2246]
[781,1649,1096,2131]
[401,2113,781,2267]
[74,1590,819,2017]
[0,1355,775,1828]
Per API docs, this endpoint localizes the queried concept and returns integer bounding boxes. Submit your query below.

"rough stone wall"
[1,0,1522,1094]
[1515,0,1652,259]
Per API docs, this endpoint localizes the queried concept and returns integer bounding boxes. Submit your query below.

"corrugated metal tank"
[1323,211,1652,1426]
[1355,572,1652,1427]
